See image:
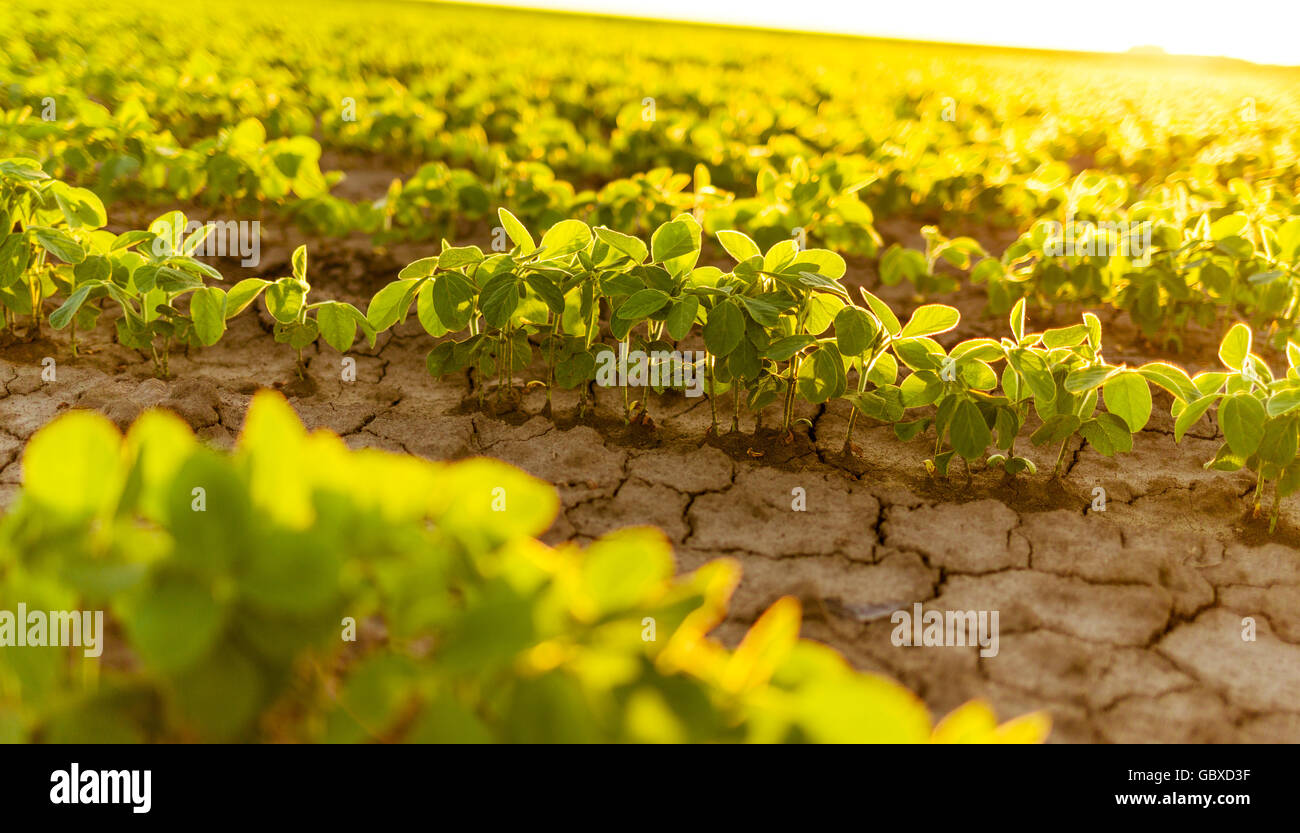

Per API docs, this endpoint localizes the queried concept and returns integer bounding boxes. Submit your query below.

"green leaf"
[1138,362,1198,403]
[796,344,847,404]
[1101,371,1152,432]
[1079,413,1133,457]
[33,228,85,264]
[1203,443,1245,471]
[795,270,850,300]
[225,278,269,319]
[1009,298,1026,342]
[525,274,565,315]
[265,279,305,323]
[593,227,648,264]
[651,219,695,263]
[1083,312,1102,351]
[1219,393,1266,457]
[894,417,930,441]
[1041,324,1088,349]
[1030,414,1081,446]
[191,286,227,346]
[899,304,959,338]
[1210,213,1248,240]
[438,245,484,270]
[1064,365,1115,394]
[762,239,798,272]
[716,230,761,263]
[399,257,439,279]
[763,334,815,362]
[1175,394,1219,441]
[538,219,591,258]
[416,283,448,337]
[616,289,671,320]
[1007,349,1057,405]
[128,575,224,673]
[480,278,520,329]
[318,301,360,353]
[791,249,847,280]
[22,409,122,516]
[1218,323,1252,371]
[949,399,991,460]
[1267,388,1300,418]
[844,387,905,422]
[291,245,308,281]
[497,208,535,254]
[727,337,761,382]
[702,299,744,357]
[1257,417,1298,469]
[834,306,877,356]
[803,292,844,335]
[50,281,101,330]
[664,296,699,342]
[859,289,900,337]
[367,278,420,331]
[51,183,107,229]
[432,272,476,331]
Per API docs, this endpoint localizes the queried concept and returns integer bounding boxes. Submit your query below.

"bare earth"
[3,224,1298,743]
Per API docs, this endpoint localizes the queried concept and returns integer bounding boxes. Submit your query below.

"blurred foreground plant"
[0,391,1046,743]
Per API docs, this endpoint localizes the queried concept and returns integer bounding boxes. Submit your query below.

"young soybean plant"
[877,225,987,297]
[710,230,856,440]
[883,298,1015,479]
[1002,299,1152,476]
[0,159,109,341]
[609,214,706,425]
[833,290,902,455]
[218,245,376,378]
[379,210,597,409]
[1165,323,1300,531]
[50,210,228,375]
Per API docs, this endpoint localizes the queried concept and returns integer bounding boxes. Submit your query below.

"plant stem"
[622,338,630,424]
[505,327,514,402]
[545,316,555,414]
[843,348,875,452]
[781,357,799,434]
[844,410,859,453]
[706,355,717,434]
[1054,438,1070,475]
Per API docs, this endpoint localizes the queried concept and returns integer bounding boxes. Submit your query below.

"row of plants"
[10,185,1297,529]
[8,0,1296,226]
[366,214,1198,486]
[0,390,1050,742]
[879,192,1300,348]
[3,107,888,254]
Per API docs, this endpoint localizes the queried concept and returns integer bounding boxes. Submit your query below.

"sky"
[456,0,1299,66]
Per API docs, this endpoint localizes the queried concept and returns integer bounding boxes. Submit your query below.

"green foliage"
[981,203,1300,349]
[41,207,227,373]
[381,218,1163,487]
[0,391,1048,743]
[1163,323,1300,531]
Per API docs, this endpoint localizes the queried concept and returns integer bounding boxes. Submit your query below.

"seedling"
[49,210,226,375]
[1164,322,1300,530]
